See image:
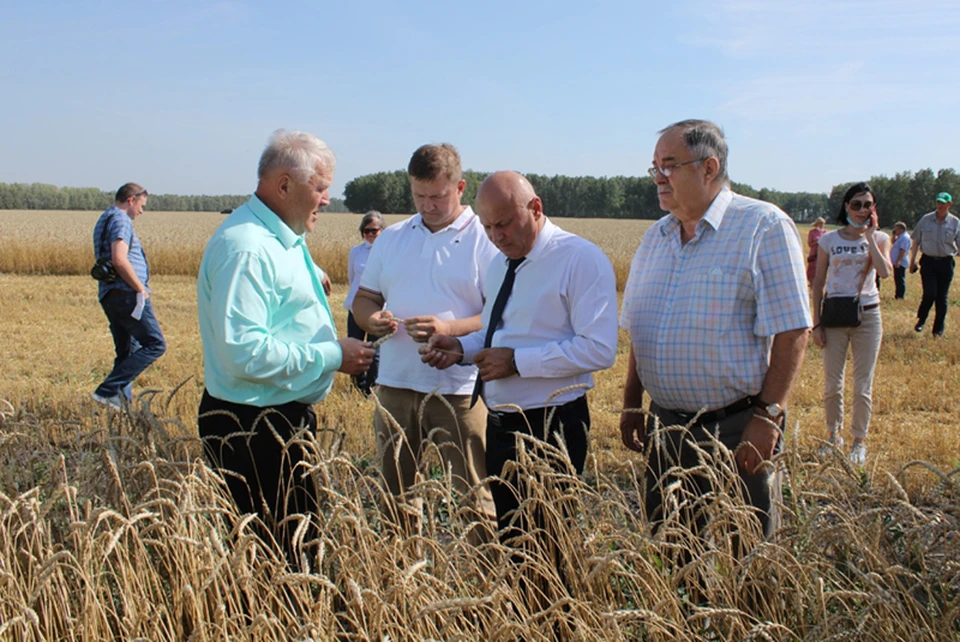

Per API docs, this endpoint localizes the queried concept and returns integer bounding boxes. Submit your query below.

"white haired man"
[197,129,375,558]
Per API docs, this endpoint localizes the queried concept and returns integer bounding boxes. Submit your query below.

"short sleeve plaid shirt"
[620,188,811,412]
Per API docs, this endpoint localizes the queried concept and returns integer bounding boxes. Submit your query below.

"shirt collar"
[247,194,303,249]
[410,206,476,234]
[513,216,557,265]
[662,186,733,238]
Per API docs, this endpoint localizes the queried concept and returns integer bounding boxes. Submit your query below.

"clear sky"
[2,0,957,198]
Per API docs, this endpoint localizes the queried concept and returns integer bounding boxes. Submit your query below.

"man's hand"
[620,412,645,453]
[474,347,516,382]
[368,310,399,337]
[909,261,918,274]
[811,326,826,348]
[737,414,781,475]
[404,315,448,343]
[337,338,375,375]
[321,272,332,296]
[419,335,463,370]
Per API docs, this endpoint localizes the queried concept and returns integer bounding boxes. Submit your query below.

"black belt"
[924,255,954,261]
[487,395,586,429]
[862,303,879,311]
[667,396,755,425]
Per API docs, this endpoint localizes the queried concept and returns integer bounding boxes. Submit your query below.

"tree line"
[0,182,348,213]
[344,168,960,227]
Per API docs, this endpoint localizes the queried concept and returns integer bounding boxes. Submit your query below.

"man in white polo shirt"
[353,144,499,540]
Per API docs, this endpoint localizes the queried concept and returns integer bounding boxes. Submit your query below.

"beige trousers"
[822,306,883,440]
[374,385,496,541]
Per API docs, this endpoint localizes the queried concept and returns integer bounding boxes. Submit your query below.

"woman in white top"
[811,182,892,465]
[345,211,385,395]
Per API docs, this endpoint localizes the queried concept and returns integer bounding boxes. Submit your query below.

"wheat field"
[0,209,958,640]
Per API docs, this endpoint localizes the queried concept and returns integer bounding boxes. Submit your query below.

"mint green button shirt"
[198,195,342,406]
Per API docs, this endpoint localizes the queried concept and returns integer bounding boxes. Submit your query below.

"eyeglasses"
[848,200,875,212]
[362,227,381,235]
[647,158,708,179]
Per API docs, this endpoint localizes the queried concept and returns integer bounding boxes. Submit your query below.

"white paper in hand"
[131,292,145,320]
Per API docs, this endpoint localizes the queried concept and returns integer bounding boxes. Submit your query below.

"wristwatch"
[754,398,784,423]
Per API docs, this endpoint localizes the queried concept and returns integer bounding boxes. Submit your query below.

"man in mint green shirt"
[197,129,374,562]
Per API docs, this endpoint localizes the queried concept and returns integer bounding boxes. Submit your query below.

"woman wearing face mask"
[811,183,892,465]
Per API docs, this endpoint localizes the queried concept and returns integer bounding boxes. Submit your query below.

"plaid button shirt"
[620,188,811,412]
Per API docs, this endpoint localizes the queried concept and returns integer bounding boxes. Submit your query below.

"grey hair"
[360,210,385,232]
[659,119,729,183]
[258,129,336,182]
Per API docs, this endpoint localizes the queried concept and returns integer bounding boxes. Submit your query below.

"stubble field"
[0,209,958,640]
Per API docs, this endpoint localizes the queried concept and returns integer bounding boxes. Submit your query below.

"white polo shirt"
[359,207,498,395]
[460,218,619,409]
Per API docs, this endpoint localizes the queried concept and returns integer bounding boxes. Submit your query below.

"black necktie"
[471,257,525,408]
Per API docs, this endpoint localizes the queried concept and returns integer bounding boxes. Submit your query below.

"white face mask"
[848,217,868,229]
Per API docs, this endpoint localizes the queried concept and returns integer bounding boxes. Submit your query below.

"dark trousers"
[346,311,379,394]
[645,401,781,539]
[485,395,590,544]
[917,255,955,334]
[198,390,319,558]
[95,290,166,399]
[894,265,907,299]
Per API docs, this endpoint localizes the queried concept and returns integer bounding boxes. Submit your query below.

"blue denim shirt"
[197,195,342,406]
[93,206,149,300]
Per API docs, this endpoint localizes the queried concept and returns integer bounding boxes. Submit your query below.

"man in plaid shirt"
[619,120,811,538]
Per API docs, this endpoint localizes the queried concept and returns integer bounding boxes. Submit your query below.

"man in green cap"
[909,192,960,337]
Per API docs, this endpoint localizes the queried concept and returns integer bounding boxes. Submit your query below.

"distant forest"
[344,168,960,228]
[4,166,958,227]
[0,183,348,213]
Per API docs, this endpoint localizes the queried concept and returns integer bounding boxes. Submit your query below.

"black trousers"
[917,255,955,334]
[485,395,590,544]
[198,390,319,556]
[894,265,907,299]
[645,401,782,539]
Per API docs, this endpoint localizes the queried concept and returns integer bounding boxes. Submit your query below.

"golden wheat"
[1,210,959,639]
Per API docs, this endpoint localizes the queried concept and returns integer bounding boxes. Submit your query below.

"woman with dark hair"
[345,211,385,395]
[811,183,892,465]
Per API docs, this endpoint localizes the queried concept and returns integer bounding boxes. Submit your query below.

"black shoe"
[915,322,924,332]
[933,331,944,338]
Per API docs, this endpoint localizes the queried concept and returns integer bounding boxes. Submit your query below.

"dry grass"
[1,210,959,639]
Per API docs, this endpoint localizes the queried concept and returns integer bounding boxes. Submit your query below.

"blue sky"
[1,0,958,198]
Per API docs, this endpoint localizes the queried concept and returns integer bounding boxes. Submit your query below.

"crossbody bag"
[819,251,871,328]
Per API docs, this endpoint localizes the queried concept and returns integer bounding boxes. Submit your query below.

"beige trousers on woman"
[822,306,883,441]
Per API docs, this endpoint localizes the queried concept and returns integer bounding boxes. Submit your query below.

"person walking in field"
[890,221,911,299]
[91,183,166,409]
[344,210,385,395]
[196,129,374,560]
[811,183,892,466]
[619,119,811,539]
[909,192,960,337]
[352,143,500,543]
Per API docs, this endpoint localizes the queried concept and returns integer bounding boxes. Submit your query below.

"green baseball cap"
[936,192,952,203]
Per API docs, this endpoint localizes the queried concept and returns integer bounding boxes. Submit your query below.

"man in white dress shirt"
[421,171,619,543]
[352,144,499,540]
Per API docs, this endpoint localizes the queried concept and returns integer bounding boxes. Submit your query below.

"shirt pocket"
[679,269,740,333]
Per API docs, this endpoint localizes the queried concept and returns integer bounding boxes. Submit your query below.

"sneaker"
[91,392,124,410]
[848,442,867,466]
[817,434,844,457]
